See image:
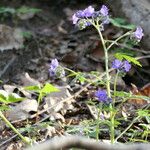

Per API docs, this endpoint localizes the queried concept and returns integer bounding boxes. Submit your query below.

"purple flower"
[123,61,131,72]
[112,59,122,69]
[100,5,109,16]
[83,6,95,17]
[133,27,144,41]
[76,10,85,18]
[72,14,79,24]
[49,59,59,76]
[72,5,110,30]
[95,90,110,103]
[72,5,94,25]
[112,59,131,72]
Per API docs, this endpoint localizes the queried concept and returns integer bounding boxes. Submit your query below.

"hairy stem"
[0,111,31,145]
[96,27,111,98]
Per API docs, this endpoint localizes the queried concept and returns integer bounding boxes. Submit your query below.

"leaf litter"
[0,1,150,149]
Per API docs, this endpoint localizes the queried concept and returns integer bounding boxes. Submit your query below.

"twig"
[25,135,150,150]
[0,55,17,78]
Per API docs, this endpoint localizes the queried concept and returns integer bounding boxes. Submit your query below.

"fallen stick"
[25,136,150,150]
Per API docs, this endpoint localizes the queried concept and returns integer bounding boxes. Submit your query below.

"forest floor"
[0,0,149,150]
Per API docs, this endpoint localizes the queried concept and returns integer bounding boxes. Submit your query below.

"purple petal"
[123,61,131,72]
[95,90,108,102]
[112,59,122,69]
[76,10,85,18]
[133,26,144,41]
[72,14,79,24]
[83,6,95,17]
[49,59,59,77]
[100,5,109,16]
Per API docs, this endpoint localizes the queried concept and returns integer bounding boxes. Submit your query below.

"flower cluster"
[95,90,111,103]
[133,26,144,42]
[49,59,65,78]
[112,59,131,72]
[72,5,109,30]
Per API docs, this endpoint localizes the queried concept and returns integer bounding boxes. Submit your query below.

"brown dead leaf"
[20,73,41,86]
[0,24,23,51]
[44,86,74,121]
[5,99,38,122]
[3,85,16,93]
[62,51,78,64]
[45,126,56,138]
[128,83,150,107]
[6,142,23,150]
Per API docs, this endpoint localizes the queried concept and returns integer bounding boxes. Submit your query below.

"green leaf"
[16,6,41,14]
[41,83,59,94]
[0,105,10,111]
[0,90,8,103]
[0,90,24,104]
[24,85,41,91]
[6,93,24,103]
[115,53,142,67]
[110,18,135,30]
[0,7,15,14]
[114,91,132,98]
[137,110,150,117]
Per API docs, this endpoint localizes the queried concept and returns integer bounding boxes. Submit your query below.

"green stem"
[64,67,78,75]
[37,91,42,106]
[96,27,111,98]
[88,19,111,97]
[110,104,115,143]
[109,71,119,144]
[0,111,31,145]
[96,105,101,141]
[113,71,119,105]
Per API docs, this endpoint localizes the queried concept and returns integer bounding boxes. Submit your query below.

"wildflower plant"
[71,5,145,143]
[46,5,146,144]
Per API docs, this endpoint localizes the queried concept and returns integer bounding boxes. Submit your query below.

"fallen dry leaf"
[5,99,38,122]
[128,83,150,107]
[3,85,16,93]
[0,24,23,51]
[45,125,56,138]
[44,85,74,121]
[20,73,41,86]
[6,142,23,150]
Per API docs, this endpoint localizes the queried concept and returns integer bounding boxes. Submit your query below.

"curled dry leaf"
[45,126,56,138]
[3,85,17,93]
[128,83,150,107]
[0,24,23,51]
[6,142,23,150]
[20,73,41,86]
[44,86,74,121]
[5,99,38,122]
